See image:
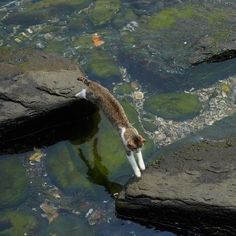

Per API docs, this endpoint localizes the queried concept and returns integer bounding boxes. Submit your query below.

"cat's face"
[124,128,145,152]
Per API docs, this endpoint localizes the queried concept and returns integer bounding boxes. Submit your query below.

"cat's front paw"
[134,168,141,178]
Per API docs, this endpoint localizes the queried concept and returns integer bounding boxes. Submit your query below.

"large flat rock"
[116,139,236,235]
[0,49,97,151]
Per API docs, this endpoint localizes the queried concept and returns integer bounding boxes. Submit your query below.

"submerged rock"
[116,138,236,235]
[46,141,93,193]
[0,157,29,209]
[144,93,202,121]
[88,0,120,26]
[0,211,38,235]
[120,2,236,75]
[87,50,121,79]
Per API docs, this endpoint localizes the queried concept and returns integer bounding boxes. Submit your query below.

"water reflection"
[79,138,123,196]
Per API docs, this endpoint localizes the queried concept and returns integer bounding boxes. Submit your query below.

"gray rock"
[116,139,236,235]
[0,49,96,151]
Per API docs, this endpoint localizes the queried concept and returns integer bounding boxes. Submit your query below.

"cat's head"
[121,127,145,152]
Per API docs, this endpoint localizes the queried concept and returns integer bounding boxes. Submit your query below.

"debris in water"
[29,149,44,162]
[92,33,105,47]
[40,201,59,223]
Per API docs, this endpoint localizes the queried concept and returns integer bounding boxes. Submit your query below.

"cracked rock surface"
[0,49,94,145]
[116,139,236,235]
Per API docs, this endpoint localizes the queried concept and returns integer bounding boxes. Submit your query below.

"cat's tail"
[77,75,90,86]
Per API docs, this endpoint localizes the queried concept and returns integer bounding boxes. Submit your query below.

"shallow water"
[0,0,236,235]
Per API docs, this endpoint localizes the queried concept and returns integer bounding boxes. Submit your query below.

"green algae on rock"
[0,157,29,209]
[88,50,120,79]
[145,6,194,30]
[88,0,120,26]
[144,93,202,121]
[46,141,92,194]
[0,211,38,235]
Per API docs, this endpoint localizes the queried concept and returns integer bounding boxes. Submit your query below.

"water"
[0,0,236,235]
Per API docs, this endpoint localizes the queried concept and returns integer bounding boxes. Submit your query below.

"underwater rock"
[87,50,120,79]
[0,157,29,209]
[46,141,93,194]
[116,138,236,235]
[144,93,202,121]
[0,211,38,235]
[119,3,236,74]
[88,0,120,26]
[0,48,97,150]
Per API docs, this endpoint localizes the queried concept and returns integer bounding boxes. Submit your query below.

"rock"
[119,2,236,75]
[0,157,29,209]
[0,211,38,235]
[0,48,97,151]
[144,93,202,121]
[116,138,236,235]
[88,0,120,26]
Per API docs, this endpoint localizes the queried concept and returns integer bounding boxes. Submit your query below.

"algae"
[88,50,120,79]
[145,6,194,30]
[144,93,202,121]
[88,0,120,26]
[0,157,28,209]
[46,141,92,193]
[0,211,38,235]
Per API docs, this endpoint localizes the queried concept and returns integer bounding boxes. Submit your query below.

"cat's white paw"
[134,168,141,178]
[75,89,87,99]
[139,161,146,171]
[136,151,145,171]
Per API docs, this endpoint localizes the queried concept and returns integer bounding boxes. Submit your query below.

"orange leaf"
[92,33,105,47]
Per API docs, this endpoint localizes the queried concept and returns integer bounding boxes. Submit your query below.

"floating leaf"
[92,33,105,47]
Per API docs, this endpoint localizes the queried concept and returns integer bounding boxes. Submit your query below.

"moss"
[0,211,38,235]
[88,50,120,79]
[115,83,135,95]
[46,141,92,193]
[145,6,194,30]
[88,0,120,26]
[72,34,94,52]
[112,8,138,28]
[144,93,202,121]
[44,40,65,54]
[0,157,29,209]
[27,0,90,11]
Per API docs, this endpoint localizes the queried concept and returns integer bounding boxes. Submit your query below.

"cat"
[75,76,145,177]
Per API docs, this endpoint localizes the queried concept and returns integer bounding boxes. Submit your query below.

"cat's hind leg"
[136,150,145,171]
[75,89,87,99]
[126,151,141,178]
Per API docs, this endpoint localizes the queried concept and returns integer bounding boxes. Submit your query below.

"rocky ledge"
[0,48,96,152]
[116,138,236,235]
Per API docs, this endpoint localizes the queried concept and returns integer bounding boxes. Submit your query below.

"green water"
[0,0,236,235]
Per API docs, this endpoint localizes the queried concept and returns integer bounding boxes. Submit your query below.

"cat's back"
[88,81,129,126]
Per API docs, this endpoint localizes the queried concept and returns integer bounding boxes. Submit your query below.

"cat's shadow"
[78,138,123,197]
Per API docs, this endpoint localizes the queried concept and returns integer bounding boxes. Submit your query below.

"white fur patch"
[126,152,141,178]
[120,127,127,146]
[136,150,145,171]
[75,89,87,99]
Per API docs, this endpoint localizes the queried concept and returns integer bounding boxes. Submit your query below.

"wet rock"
[116,138,236,235]
[0,211,38,235]
[46,141,93,194]
[87,50,121,79]
[0,157,29,209]
[120,2,236,75]
[0,48,97,149]
[144,93,202,121]
[88,0,120,26]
